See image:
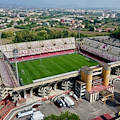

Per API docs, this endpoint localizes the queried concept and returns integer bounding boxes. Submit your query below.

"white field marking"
[18,64,31,84]
[29,61,42,78]
[49,58,67,72]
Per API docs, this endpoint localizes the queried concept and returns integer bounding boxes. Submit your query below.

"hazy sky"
[0,0,120,8]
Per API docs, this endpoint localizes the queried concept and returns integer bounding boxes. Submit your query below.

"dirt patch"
[1,39,12,45]
[0,27,22,33]
[49,27,110,36]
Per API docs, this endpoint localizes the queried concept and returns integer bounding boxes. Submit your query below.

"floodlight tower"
[78,26,81,51]
[13,49,19,86]
[79,25,81,42]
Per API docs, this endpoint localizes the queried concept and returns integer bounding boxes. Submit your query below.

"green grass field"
[17,54,98,85]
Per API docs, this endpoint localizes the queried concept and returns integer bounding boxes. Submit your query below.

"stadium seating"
[90,41,100,48]
[49,52,58,56]
[64,49,75,54]
[1,38,75,60]
[63,38,72,44]
[28,41,41,49]
[89,36,120,47]
[81,38,120,62]
[110,47,120,56]
[57,51,65,55]
[54,39,64,45]
[41,53,50,58]
[0,59,17,87]
[33,54,41,59]
[1,45,6,52]
[70,37,76,43]
[16,43,28,50]
[43,40,53,47]
[23,56,33,61]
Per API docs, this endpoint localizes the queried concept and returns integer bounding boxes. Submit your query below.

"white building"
[110,14,116,18]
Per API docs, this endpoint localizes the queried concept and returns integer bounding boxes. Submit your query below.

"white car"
[73,94,78,101]
[69,91,74,96]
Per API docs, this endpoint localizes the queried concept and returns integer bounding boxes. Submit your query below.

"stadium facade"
[0,37,120,105]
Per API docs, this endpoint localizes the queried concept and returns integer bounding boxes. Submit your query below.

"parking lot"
[38,96,116,120]
[38,80,120,120]
[14,80,120,120]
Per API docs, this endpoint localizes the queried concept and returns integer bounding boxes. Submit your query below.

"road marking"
[56,105,62,113]
[79,99,83,103]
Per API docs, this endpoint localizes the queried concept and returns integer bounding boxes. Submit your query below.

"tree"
[1,32,7,38]
[71,32,77,38]
[5,18,7,23]
[89,26,95,31]
[24,18,30,22]
[44,111,80,120]
[85,22,90,29]
[10,20,14,25]
[63,30,69,37]
[7,31,14,37]
[111,29,120,39]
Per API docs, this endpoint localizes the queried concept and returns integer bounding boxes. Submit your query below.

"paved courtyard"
[14,80,120,120]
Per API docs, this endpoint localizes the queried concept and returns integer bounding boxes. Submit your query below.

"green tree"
[5,18,7,23]
[71,32,77,38]
[7,31,14,37]
[63,30,69,37]
[111,29,120,39]
[24,18,30,22]
[89,26,95,31]
[44,111,80,120]
[85,22,90,29]
[1,32,7,38]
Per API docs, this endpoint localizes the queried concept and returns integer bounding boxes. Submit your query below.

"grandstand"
[0,37,79,86]
[1,36,119,87]
[91,36,120,47]
[1,38,76,62]
[81,37,120,62]
[0,58,17,87]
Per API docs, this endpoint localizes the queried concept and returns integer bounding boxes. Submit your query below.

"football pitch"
[17,53,98,85]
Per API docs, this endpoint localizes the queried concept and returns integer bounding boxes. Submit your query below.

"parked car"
[55,98,63,108]
[73,94,78,101]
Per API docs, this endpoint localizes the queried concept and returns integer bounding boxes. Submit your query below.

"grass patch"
[49,27,110,36]
[17,53,98,85]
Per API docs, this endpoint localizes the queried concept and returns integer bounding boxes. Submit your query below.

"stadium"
[0,36,120,104]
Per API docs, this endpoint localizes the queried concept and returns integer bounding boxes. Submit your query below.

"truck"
[64,96,74,108]
[60,99,66,107]
[18,108,36,118]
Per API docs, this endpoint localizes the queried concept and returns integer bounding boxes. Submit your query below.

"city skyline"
[0,0,120,8]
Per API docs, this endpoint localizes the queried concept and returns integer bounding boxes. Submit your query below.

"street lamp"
[13,48,19,86]
[79,25,81,42]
